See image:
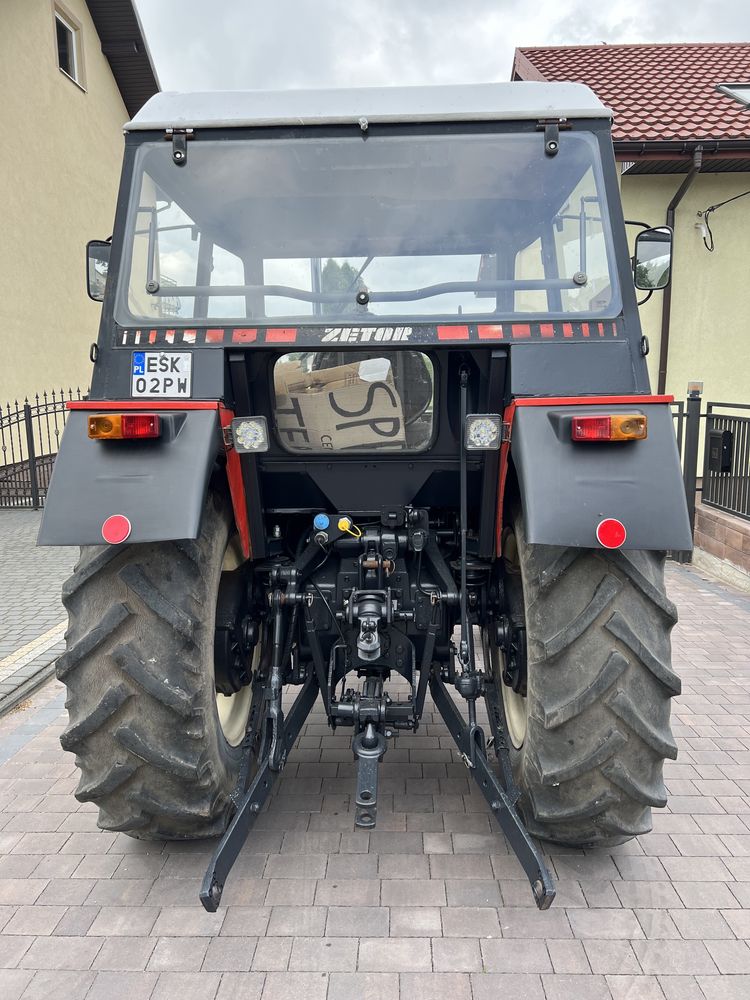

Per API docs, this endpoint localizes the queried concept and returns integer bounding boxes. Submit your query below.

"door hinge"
[536,118,569,157]
[165,127,194,166]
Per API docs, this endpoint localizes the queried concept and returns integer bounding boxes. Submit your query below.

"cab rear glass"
[117,130,621,327]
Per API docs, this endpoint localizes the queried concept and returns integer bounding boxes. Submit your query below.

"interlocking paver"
[148,936,210,972]
[215,972,264,999]
[92,935,156,971]
[480,937,553,972]
[328,971,399,1000]
[358,936,432,971]
[470,973,546,1000]
[400,971,473,999]
[18,969,94,1000]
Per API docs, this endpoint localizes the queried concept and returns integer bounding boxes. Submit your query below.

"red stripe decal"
[612,322,618,337]
[183,329,197,344]
[69,401,221,410]
[511,324,531,338]
[232,328,257,343]
[437,325,469,340]
[562,323,574,338]
[540,324,555,339]
[581,323,590,338]
[266,328,297,343]
[513,395,673,407]
[148,330,157,345]
[496,400,517,556]
[598,323,605,337]
[219,406,252,560]
[477,324,503,340]
[206,328,225,344]
[165,329,175,344]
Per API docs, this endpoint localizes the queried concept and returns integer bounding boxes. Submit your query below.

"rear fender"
[500,397,692,551]
[38,402,250,556]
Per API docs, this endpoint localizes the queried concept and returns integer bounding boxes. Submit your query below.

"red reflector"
[121,414,161,439]
[102,514,132,545]
[596,518,627,549]
[572,415,611,441]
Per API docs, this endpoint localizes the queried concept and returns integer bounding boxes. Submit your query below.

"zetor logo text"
[321,327,413,343]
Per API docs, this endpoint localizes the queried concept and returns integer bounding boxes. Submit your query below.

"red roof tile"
[514,43,750,143]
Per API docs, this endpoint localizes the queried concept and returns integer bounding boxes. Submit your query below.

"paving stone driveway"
[0,562,749,1000]
[0,510,75,708]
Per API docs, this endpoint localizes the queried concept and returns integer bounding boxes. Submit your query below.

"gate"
[0,389,82,509]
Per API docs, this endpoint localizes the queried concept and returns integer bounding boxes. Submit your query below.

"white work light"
[465,414,502,451]
[231,416,270,453]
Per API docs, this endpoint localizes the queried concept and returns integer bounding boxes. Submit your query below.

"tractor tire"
[487,512,681,847]
[56,489,256,840]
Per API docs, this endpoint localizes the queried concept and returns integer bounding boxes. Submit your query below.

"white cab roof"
[126,82,611,131]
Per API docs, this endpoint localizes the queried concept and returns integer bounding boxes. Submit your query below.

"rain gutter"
[657,146,703,395]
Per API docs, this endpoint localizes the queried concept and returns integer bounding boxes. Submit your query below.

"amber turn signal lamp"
[571,414,647,442]
[88,413,161,440]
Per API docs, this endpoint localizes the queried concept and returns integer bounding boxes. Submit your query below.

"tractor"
[40,83,691,911]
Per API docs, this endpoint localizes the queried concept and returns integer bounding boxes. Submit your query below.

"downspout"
[657,146,703,394]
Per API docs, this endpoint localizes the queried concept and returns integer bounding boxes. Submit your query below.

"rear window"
[273,352,434,453]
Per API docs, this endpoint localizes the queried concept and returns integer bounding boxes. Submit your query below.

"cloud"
[134,0,750,93]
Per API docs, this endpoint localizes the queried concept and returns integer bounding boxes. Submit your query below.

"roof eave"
[615,138,750,156]
[85,0,160,118]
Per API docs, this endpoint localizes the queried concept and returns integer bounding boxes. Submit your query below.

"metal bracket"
[166,127,193,166]
[430,671,555,910]
[352,723,386,828]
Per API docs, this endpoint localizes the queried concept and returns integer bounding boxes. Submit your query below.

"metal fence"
[671,392,750,562]
[0,389,82,509]
[702,402,750,522]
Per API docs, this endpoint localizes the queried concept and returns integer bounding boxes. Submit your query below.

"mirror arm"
[637,289,654,307]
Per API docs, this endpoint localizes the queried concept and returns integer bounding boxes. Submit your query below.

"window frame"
[54,4,85,90]
[271,351,437,455]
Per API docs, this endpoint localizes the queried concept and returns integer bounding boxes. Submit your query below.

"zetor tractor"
[41,83,691,911]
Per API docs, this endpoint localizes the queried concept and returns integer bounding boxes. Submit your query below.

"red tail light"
[572,414,647,442]
[121,414,161,439]
[572,415,611,441]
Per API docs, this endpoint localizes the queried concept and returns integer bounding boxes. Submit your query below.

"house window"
[55,9,81,84]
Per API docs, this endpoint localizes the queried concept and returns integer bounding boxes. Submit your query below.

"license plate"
[131,352,192,397]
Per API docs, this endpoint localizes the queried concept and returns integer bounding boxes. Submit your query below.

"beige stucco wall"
[0,0,128,405]
[620,170,750,406]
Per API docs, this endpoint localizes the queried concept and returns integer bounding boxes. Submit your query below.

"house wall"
[620,171,750,407]
[0,0,128,405]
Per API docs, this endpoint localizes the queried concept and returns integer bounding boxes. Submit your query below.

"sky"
[133,0,750,92]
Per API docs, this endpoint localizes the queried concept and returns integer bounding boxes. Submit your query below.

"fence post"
[678,382,703,563]
[23,402,40,510]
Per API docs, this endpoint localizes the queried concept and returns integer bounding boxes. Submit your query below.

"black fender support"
[509,400,693,551]
[38,407,222,546]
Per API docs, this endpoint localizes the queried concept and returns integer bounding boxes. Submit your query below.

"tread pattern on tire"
[58,490,246,840]
[501,518,681,847]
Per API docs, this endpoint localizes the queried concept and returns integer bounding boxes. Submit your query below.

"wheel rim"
[214,537,255,747]
[501,678,528,750]
[500,527,528,751]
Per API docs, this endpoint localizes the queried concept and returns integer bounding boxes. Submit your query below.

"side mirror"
[633,226,672,290]
[87,240,111,302]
